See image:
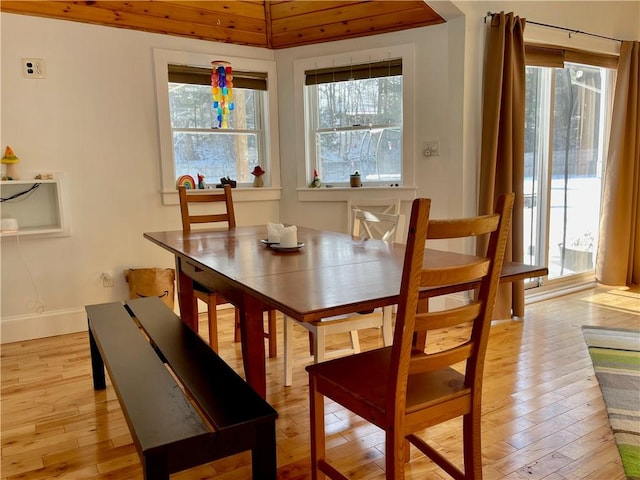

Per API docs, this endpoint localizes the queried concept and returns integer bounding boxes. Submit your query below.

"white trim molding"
[1,308,87,344]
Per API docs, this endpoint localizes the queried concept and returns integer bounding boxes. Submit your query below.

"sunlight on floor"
[580,286,640,316]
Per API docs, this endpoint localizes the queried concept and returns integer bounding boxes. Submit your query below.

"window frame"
[168,80,266,186]
[293,44,416,199]
[523,43,617,288]
[153,48,280,205]
[304,64,403,186]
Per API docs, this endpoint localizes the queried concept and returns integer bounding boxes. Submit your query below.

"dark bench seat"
[86,297,277,479]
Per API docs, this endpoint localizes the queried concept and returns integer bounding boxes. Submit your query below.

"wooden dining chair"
[177,185,277,357]
[283,208,402,386]
[306,193,514,479]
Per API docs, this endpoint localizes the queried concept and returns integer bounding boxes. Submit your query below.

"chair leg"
[206,294,219,352]
[233,308,241,343]
[349,330,361,353]
[382,305,393,346]
[283,316,295,386]
[308,331,315,356]
[463,408,483,480]
[266,309,277,358]
[308,376,326,480]
[314,328,326,363]
[191,294,199,333]
[385,428,404,480]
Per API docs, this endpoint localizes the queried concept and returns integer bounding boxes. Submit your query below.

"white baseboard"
[0,301,228,344]
[525,280,597,305]
[1,308,87,344]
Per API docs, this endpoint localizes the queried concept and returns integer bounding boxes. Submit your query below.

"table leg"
[513,280,525,318]
[176,257,197,331]
[240,293,267,398]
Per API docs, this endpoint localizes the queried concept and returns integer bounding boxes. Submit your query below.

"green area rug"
[583,326,640,479]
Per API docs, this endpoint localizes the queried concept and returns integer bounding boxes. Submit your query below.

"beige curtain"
[478,12,526,319]
[597,41,640,286]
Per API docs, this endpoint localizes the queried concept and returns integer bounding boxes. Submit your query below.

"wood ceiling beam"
[0,0,444,49]
[270,5,443,49]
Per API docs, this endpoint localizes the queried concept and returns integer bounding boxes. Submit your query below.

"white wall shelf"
[0,173,71,238]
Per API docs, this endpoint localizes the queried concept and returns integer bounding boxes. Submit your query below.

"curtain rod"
[485,12,623,43]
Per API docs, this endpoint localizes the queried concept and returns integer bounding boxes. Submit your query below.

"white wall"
[275,22,462,234]
[0,14,279,341]
[1,2,637,342]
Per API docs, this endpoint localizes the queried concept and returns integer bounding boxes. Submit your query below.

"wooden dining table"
[144,225,547,398]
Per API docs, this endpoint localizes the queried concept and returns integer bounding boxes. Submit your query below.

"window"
[168,65,266,186]
[305,59,403,185]
[523,45,616,284]
[153,49,279,203]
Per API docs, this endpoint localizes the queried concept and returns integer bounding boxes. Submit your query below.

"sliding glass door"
[524,62,615,284]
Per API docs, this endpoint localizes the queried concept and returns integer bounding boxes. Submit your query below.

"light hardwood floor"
[2,285,639,479]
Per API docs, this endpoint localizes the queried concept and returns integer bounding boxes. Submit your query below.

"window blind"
[305,59,402,86]
[168,64,267,90]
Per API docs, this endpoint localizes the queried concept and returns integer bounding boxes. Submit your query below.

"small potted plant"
[559,232,594,271]
[350,171,362,188]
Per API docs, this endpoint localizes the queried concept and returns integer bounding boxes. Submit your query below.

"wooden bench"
[86,296,278,479]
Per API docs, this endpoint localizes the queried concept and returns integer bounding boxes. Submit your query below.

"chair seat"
[307,347,469,427]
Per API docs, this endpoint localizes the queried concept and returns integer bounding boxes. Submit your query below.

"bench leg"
[142,454,169,480]
[252,421,277,480]
[88,324,106,390]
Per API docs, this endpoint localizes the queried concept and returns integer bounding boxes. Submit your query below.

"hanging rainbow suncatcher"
[211,60,234,128]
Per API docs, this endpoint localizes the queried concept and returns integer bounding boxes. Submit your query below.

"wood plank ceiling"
[0,1,445,49]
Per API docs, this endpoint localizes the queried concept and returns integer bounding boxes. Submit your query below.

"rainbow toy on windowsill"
[176,175,195,189]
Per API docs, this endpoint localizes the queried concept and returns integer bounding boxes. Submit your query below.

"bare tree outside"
[169,83,263,185]
[309,74,403,184]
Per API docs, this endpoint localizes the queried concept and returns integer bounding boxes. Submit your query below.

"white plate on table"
[260,239,279,246]
[269,242,304,252]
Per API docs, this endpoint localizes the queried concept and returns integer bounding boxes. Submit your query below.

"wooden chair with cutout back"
[178,185,277,357]
[283,208,402,386]
[306,193,514,479]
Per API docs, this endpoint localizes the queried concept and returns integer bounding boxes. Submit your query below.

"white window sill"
[162,187,281,205]
[297,186,416,202]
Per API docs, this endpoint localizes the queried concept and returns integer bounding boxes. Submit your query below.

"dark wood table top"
[145,226,548,322]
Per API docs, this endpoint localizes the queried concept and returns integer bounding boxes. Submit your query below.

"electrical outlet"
[22,58,46,79]
[102,272,114,288]
[423,140,440,157]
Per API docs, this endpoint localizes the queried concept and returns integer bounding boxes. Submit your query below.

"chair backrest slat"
[408,343,474,374]
[427,214,500,239]
[178,185,236,233]
[414,301,482,332]
[420,259,491,287]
